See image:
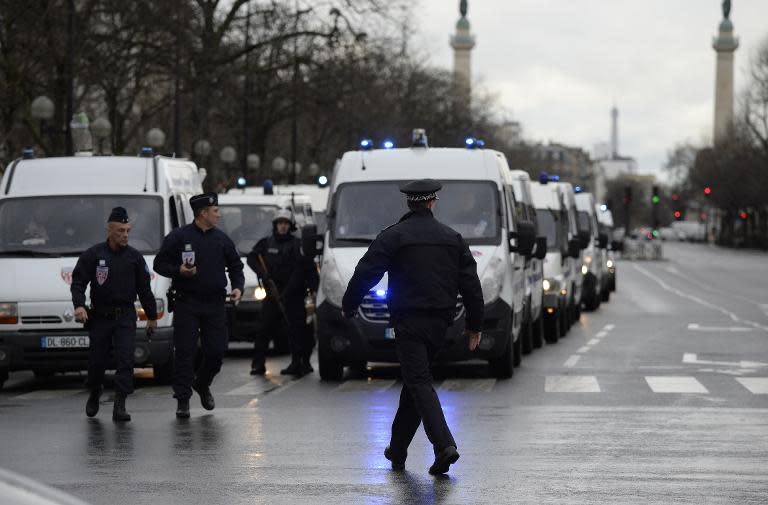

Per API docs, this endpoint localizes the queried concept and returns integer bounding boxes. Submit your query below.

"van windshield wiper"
[335,236,374,244]
[0,249,63,257]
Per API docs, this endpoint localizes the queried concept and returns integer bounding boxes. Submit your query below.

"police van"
[316,132,535,380]
[0,151,204,388]
[509,170,547,352]
[530,177,582,342]
[596,205,617,296]
[555,182,585,328]
[574,191,605,311]
[217,189,315,344]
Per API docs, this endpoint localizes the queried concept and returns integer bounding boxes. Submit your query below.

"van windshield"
[331,181,500,246]
[0,195,163,255]
[218,204,278,255]
[536,209,563,251]
[577,211,592,234]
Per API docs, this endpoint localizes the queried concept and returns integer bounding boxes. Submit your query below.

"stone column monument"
[450,0,476,105]
[712,0,739,144]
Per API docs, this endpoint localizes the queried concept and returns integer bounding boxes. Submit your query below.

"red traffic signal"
[671,193,679,201]
[740,211,748,220]
[703,186,712,196]
[674,210,682,219]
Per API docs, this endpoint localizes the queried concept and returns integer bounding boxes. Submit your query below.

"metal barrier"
[621,239,663,260]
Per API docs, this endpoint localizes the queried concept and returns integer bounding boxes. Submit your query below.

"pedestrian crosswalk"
[3,375,768,401]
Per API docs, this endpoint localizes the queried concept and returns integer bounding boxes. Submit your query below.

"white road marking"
[14,389,81,400]
[645,376,708,394]
[335,379,396,392]
[603,324,615,331]
[682,353,768,368]
[563,355,581,368]
[576,346,591,354]
[439,379,496,393]
[736,378,768,394]
[595,331,608,338]
[545,375,601,393]
[587,338,600,346]
[687,323,752,332]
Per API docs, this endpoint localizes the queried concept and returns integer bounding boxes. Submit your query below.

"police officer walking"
[153,193,244,419]
[71,207,157,422]
[247,209,318,376]
[342,179,483,475]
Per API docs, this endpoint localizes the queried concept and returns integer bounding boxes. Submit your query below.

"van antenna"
[360,151,367,171]
[143,157,150,192]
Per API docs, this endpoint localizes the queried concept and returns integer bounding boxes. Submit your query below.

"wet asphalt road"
[1,242,767,504]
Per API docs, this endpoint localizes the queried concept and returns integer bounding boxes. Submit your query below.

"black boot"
[192,382,215,411]
[300,354,314,375]
[280,355,302,376]
[112,393,131,422]
[176,398,190,419]
[250,358,266,376]
[85,387,102,417]
[429,446,460,475]
[384,446,405,471]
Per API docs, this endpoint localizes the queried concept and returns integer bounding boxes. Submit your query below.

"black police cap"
[107,207,129,224]
[399,179,442,201]
[190,192,218,212]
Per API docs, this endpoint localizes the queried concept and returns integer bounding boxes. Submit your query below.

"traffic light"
[674,210,682,219]
[651,185,660,205]
[671,192,679,202]
[740,211,748,220]
[704,186,712,196]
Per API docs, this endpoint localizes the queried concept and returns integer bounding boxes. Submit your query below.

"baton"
[257,254,291,325]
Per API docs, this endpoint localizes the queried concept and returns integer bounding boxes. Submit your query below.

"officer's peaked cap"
[107,206,129,223]
[399,179,442,201]
[190,192,218,212]
[272,208,294,223]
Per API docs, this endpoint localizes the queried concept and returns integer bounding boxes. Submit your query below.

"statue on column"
[460,0,467,18]
[722,0,731,19]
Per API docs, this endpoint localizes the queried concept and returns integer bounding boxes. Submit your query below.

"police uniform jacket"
[153,223,245,299]
[247,233,318,300]
[71,242,157,318]
[342,208,484,332]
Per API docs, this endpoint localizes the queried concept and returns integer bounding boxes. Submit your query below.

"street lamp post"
[90,117,112,155]
[272,156,286,182]
[30,95,55,155]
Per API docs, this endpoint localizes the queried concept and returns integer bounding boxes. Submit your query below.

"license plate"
[40,336,90,349]
[384,328,396,340]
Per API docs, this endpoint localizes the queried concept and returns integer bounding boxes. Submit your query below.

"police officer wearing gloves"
[247,208,318,376]
[342,179,484,475]
[71,207,157,422]
[153,193,245,419]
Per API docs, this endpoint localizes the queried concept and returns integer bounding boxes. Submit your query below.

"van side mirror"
[534,236,547,260]
[598,233,608,249]
[568,238,581,258]
[577,230,590,249]
[509,221,536,257]
[301,224,323,258]
[611,239,624,253]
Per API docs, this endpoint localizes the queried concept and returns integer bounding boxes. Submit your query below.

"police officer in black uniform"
[153,193,244,419]
[247,208,318,376]
[342,179,484,475]
[71,207,157,422]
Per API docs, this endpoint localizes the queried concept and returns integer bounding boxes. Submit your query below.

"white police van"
[0,150,203,388]
[574,191,604,311]
[555,181,585,328]
[530,177,582,342]
[509,170,547,352]
[316,132,535,380]
[217,189,315,344]
[596,205,617,296]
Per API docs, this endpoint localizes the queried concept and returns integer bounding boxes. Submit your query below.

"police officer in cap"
[71,206,157,422]
[342,179,483,475]
[153,192,245,418]
[247,208,318,376]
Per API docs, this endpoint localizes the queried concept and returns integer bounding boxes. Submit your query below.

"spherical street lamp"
[272,156,286,173]
[90,117,112,155]
[308,162,320,176]
[220,146,237,164]
[146,128,166,149]
[246,153,261,171]
[30,96,55,121]
[193,139,211,158]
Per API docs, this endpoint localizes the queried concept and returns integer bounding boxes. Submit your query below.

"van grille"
[21,316,63,324]
[358,293,464,323]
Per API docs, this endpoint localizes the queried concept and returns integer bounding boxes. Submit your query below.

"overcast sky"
[413,0,768,177]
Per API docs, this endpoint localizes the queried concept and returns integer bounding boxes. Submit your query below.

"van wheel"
[521,316,533,355]
[601,288,610,302]
[544,314,559,343]
[531,315,544,349]
[153,360,174,384]
[0,370,8,390]
[559,307,569,337]
[573,301,582,322]
[489,337,514,379]
[319,348,344,381]
[513,334,522,367]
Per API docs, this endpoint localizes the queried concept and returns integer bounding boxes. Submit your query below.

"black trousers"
[253,295,312,365]
[172,298,228,400]
[85,312,136,394]
[389,314,456,461]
